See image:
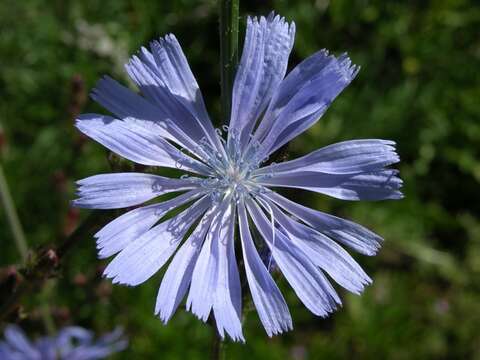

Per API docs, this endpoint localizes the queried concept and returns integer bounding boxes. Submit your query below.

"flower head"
[73,12,402,342]
[0,325,127,360]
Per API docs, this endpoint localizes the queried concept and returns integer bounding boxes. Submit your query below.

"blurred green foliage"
[1,0,479,359]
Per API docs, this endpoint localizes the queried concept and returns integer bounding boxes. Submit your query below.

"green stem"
[211,327,226,360]
[219,0,239,125]
[40,280,56,334]
[0,163,28,263]
[210,3,240,356]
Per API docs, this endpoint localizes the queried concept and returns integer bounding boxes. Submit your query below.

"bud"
[45,249,59,268]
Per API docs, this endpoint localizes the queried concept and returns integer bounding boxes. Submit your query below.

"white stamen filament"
[194,128,269,205]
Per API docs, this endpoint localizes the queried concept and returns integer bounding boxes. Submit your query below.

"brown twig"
[0,210,112,321]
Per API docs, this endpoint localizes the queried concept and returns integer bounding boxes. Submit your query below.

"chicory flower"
[73,12,402,342]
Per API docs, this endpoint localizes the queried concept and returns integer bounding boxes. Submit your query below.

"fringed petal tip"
[265,323,294,338]
[251,12,296,41]
[76,113,115,125]
[350,277,374,296]
[260,11,295,26]
[337,53,360,80]
[103,273,136,287]
[96,248,112,260]
[70,198,90,209]
[261,308,294,337]
[310,49,360,82]
[182,301,248,342]
[144,33,183,62]
[155,302,177,325]
[90,75,115,99]
[222,332,246,344]
[363,241,383,256]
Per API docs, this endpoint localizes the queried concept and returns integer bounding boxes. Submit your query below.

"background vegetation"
[1,0,479,358]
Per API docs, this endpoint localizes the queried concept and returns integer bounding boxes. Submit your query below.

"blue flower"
[73,13,402,342]
[0,325,127,360]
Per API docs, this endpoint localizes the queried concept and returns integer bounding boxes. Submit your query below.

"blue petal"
[72,173,200,209]
[255,51,359,158]
[212,204,244,342]
[155,206,217,323]
[96,327,127,348]
[246,198,341,317]
[103,197,210,286]
[185,210,223,322]
[186,199,244,342]
[238,199,292,336]
[67,346,114,360]
[255,139,399,175]
[58,327,127,360]
[258,198,371,294]
[0,345,10,360]
[66,337,127,360]
[35,338,57,360]
[229,14,295,149]
[264,192,383,255]
[95,190,204,258]
[126,35,224,155]
[76,114,212,175]
[90,75,205,158]
[150,35,213,128]
[3,325,39,359]
[56,327,92,346]
[186,199,238,330]
[259,169,403,201]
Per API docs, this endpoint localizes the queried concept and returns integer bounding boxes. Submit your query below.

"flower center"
[190,129,269,203]
[223,165,245,194]
[198,160,257,203]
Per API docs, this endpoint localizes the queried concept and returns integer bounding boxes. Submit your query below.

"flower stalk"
[210,1,240,356]
[0,163,28,264]
[219,0,239,125]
